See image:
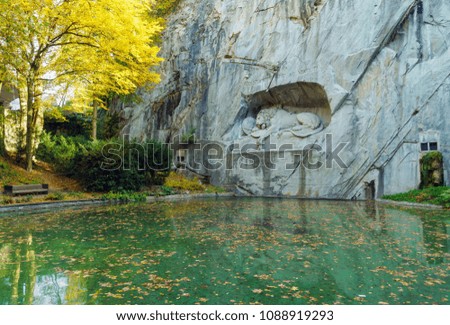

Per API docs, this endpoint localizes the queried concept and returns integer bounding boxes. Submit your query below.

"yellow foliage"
[0,0,164,169]
[164,172,206,192]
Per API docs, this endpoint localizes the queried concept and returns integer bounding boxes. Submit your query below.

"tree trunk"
[0,101,4,155]
[0,81,4,155]
[25,80,34,172]
[91,99,98,140]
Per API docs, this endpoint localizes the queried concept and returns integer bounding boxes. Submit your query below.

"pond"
[0,198,449,305]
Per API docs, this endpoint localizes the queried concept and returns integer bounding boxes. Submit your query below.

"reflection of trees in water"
[65,273,87,304]
[0,233,88,304]
[10,249,20,304]
[0,234,36,304]
[25,234,36,305]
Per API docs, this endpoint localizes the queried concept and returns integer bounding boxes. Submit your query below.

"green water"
[0,198,448,305]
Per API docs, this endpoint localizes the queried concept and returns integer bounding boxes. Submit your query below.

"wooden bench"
[4,184,49,196]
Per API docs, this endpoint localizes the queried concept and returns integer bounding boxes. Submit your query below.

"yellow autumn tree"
[0,0,163,171]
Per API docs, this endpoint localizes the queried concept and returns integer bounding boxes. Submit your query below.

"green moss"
[420,151,443,189]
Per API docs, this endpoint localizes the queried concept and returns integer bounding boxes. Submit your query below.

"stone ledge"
[376,199,445,210]
[0,199,108,214]
[0,193,236,214]
[147,193,235,203]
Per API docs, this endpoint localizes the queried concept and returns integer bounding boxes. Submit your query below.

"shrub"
[164,172,205,192]
[73,139,171,192]
[37,131,87,173]
[37,133,172,192]
[72,141,142,192]
[160,185,175,196]
[101,191,147,202]
[436,189,450,208]
[45,192,66,201]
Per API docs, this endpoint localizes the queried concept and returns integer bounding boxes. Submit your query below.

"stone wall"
[121,0,450,199]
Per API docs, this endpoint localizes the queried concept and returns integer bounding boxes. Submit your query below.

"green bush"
[435,189,450,208]
[37,131,88,173]
[160,185,175,196]
[74,141,145,192]
[74,140,171,192]
[37,133,172,192]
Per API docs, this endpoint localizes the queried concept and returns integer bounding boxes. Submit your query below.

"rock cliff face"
[122,0,450,199]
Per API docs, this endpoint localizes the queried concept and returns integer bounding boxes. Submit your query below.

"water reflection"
[0,234,88,305]
[0,199,448,305]
[422,218,448,265]
[0,234,36,304]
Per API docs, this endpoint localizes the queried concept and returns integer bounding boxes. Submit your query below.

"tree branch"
[48,41,100,49]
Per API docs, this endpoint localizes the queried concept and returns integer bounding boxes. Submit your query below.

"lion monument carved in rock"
[241,107,324,140]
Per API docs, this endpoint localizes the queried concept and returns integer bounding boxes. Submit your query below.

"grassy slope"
[0,156,96,205]
[383,186,450,208]
[0,157,44,186]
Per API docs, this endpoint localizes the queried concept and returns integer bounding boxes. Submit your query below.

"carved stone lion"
[241,107,324,140]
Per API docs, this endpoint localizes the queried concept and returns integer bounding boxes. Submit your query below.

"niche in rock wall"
[152,91,181,131]
[240,82,331,140]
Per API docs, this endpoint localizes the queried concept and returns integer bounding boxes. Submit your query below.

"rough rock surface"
[122,0,450,199]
